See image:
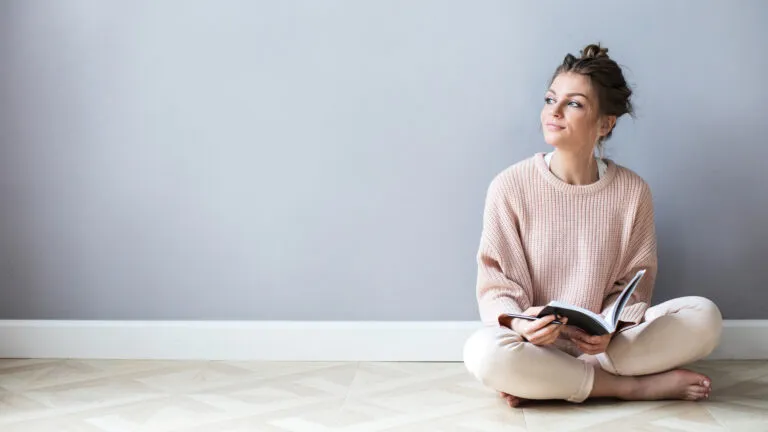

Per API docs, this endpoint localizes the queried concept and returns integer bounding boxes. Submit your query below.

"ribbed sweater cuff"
[618,302,648,325]
[486,298,524,325]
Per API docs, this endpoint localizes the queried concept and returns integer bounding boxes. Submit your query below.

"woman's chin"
[543,135,576,150]
[542,132,563,147]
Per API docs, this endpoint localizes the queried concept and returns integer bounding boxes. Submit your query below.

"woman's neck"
[549,149,598,185]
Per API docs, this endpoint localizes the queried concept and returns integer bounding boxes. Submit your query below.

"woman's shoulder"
[609,160,653,195]
[605,160,655,212]
[487,153,543,188]
[482,155,533,202]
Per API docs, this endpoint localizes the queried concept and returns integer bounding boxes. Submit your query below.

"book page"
[607,269,646,329]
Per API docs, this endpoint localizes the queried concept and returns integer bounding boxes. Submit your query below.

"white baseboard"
[0,320,765,361]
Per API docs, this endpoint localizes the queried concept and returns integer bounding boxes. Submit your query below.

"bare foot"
[625,369,711,401]
[499,391,528,408]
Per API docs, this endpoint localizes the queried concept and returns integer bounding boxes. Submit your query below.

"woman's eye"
[545,97,555,104]
[568,101,583,108]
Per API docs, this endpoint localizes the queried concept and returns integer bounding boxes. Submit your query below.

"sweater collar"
[533,152,618,194]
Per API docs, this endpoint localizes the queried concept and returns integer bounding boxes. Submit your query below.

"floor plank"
[0,359,764,431]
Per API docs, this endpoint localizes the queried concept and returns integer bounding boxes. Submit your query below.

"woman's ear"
[599,115,617,137]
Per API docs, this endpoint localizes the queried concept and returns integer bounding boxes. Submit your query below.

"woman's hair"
[550,43,634,151]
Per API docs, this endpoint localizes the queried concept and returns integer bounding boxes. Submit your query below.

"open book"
[531,269,647,335]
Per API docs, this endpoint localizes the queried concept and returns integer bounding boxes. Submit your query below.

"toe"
[687,386,708,401]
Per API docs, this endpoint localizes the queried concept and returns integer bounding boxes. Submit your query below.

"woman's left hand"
[564,327,612,355]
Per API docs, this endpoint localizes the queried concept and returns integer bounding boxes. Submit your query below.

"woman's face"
[540,72,614,153]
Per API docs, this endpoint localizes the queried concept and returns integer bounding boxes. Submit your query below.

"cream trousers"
[463,296,723,403]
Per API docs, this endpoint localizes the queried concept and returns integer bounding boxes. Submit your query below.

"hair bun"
[581,44,609,59]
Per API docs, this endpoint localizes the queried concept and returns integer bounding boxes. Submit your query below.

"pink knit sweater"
[476,152,657,327]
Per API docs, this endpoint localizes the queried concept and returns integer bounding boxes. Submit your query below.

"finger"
[570,330,591,342]
[551,318,567,334]
[528,330,559,346]
[578,347,599,355]
[536,331,559,344]
[543,329,564,344]
[549,323,569,341]
[528,323,562,341]
[572,337,588,347]
[530,336,557,346]
[526,325,558,341]
[573,341,591,353]
[556,319,568,332]
[574,340,600,354]
[570,336,593,348]
[587,335,605,344]
[573,337,599,347]
[577,341,605,353]
[580,336,607,348]
[526,318,567,344]
[527,315,557,332]
[560,325,579,339]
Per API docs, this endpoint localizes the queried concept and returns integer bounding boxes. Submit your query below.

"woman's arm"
[601,183,658,327]
[476,175,534,325]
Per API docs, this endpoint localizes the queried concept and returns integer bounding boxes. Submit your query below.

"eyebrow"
[547,89,589,99]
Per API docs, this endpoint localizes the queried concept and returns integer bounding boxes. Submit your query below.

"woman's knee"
[463,326,525,388]
[666,296,723,356]
[690,296,723,354]
[608,297,724,374]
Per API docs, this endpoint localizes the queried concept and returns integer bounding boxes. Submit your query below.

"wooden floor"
[0,359,765,431]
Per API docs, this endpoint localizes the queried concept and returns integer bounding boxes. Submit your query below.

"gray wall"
[1,1,766,320]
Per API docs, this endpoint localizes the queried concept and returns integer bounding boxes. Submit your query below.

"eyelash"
[545,97,582,108]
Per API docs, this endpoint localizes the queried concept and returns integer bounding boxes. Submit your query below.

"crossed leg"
[464,296,723,405]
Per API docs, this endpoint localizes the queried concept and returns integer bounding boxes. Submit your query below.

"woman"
[463,43,723,407]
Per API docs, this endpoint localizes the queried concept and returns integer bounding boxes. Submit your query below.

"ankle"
[619,376,642,400]
[591,368,637,399]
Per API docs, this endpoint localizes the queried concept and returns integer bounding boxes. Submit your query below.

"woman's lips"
[546,123,565,131]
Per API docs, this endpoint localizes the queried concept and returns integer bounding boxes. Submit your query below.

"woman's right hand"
[510,306,567,346]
